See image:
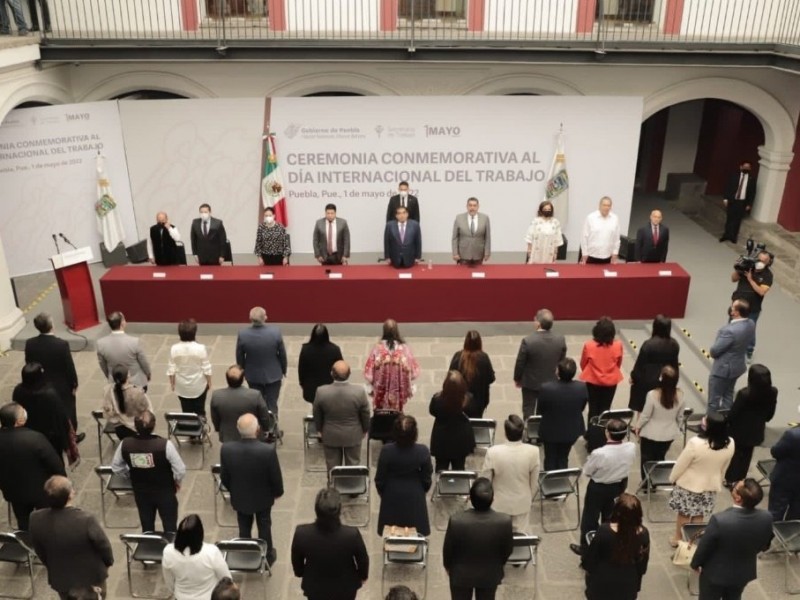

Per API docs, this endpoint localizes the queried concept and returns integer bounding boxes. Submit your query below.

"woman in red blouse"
[580,316,624,428]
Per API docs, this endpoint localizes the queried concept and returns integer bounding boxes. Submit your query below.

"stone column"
[0,234,25,350]
[752,146,794,224]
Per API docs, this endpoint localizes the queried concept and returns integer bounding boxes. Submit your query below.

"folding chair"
[92,409,119,463]
[382,536,428,600]
[120,533,172,599]
[95,465,137,528]
[757,458,776,487]
[470,418,496,451]
[211,464,236,527]
[367,410,400,467]
[637,461,676,522]
[589,409,634,436]
[532,468,582,533]
[505,534,541,599]
[773,520,800,594]
[164,412,212,469]
[329,466,370,528]
[525,415,542,446]
[303,415,326,472]
[681,523,707,596]
[682,408,703,447]
[262,410,282,445]
[431,470,478,531]
[217,538,271,599]
[0,532,38,599]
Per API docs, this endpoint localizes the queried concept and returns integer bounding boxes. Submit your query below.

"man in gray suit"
[513,308,567,418]
[236,306,287,418]
[691,478,773,600]
[708,299,756,412]
[313,203,351,266]
[96,311,151,390]
[210,365,271,442]
[313,360,370,473]
[452,197,491,265]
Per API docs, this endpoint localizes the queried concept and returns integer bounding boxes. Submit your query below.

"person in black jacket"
[769,427,800,521]
[443,477,513,600]
[12,362,71,460]
[429,370,476,472]
[385,181,420,223]
[298,324,344,404]
[720,161,757,244]
[449,330,496,418]
[725,364,778,484]
[190,203,227,265]
[537,358,588,471]
[0,402,66,530]
[291,488,369,600]
[634,209,669,263]
[628,314,680,413]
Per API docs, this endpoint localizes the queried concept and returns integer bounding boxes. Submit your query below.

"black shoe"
[76,432,86,444]
[569,543,584,557]
[266,548,277,567]
[719,237,727,242]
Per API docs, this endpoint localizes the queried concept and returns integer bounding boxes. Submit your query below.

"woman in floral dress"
[525,200,563,263]
[364,319,420,411]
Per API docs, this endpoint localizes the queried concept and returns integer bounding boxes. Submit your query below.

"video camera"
[734,239,774,273]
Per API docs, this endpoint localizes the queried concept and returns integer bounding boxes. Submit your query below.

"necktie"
[400,223,405,243]
[327,220,333,255]
[470,217,476,235]
[203,221,208,237]
[401,197,406,208]
[652,225,659,245]
[736,174,745,199]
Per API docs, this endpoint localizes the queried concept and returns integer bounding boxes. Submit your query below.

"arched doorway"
[111,90,189,100]
[303,92,365,97]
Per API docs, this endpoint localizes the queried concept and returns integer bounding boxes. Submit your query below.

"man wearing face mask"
[721,161,757,244]
[731,250,772,361]
[190,203,228,266]
[148,212,182,266]
[386,181,420,223]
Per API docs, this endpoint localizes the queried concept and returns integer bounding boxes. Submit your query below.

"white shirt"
[735,173,749,200]
[583,440,637,483]
[147,224,182,260]
[162,543,231,600]
[581,210,621,259]
[326,218,337,253]
[468,214,479,233]
[167,341,212,398]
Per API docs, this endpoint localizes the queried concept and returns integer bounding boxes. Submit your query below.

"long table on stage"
[100,263,690,323]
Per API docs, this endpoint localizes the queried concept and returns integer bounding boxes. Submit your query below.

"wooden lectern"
[50,247,100,331]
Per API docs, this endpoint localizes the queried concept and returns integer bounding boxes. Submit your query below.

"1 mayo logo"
[424,125,461,137]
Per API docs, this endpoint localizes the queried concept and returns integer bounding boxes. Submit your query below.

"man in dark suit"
[313,203,351,266]
[313,360,370,473]
[148,211,182,265]
[210,365,271,442]
[385,181,420,223]
[24,312,82,441]
[0,402,66,530]
[721,161,757,243]
[537,358,588,470]
[634,209,669,263]
[30,475,114,599]
[769,426,800,521]
[235,306,287,418]
[513,308,567,418]
[708,299,756,412]
[384,206,422,269]
[190,203,227,265]
[221,414,284,566]
[443,477,513,600]
[691,478,773,599]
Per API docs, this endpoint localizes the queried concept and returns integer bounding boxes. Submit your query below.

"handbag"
[672,530,703,567]
[382,525,418,553]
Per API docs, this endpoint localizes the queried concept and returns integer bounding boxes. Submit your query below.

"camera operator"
[148,211,183,266]
[731,250,772,360]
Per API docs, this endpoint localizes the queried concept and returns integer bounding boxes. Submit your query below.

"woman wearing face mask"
[255,206,291,266]
[525,200,563,263]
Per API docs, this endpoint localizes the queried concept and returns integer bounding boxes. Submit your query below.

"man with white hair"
[235,307,287,418]
[580,196,620,264]
[148,211,182,266]
[220,414,283,566]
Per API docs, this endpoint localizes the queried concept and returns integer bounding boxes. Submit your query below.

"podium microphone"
[52,234,60,254]
[59,233,78,250]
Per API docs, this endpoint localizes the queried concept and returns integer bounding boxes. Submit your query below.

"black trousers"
[769,479,800,522]
[115,424,136,440]
[450,583,498,600]
[725,444,754,483]
[11,501,39,531]
[237,509,273,550]
[261,254,284,266]
[580,479,627,549]
[699,573,746,600]
[434,456,467,472]
[544,442,572,471]
[521,388,539,419]
[639,438,673,481]
[178,387,208,417]
[586,256,612,265]
[723,200,747,243]
[585,383,617,429]
[28,0,50,30]
[135,491,178,533]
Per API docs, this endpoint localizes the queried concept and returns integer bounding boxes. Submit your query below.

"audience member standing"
[291,488,369,600]
[768,426,800,521]
[525,200,563,263]
[236,306,287,418]
[583,493,650,600]
[481,415,539,533]
[707,299,755,413]
[513,308,566,418]
[210,365,271,443]
[102,365,152,439]
[580,317,624,427]
[96,311,152,390]
[428,371,476,472]
[376,415,432,537]
[168,319,213,418]
[162,514,231,600]
[30,476,114,599]
[24,312,81,442]
[0,402,66,530]
[190,203,227,265]
[313,361,371,473]
[724,364,777,484]
[580,196,620,264]
[12,362,71,460]
[634,366,684,482]
[634,209,669,263]
[628,314,679,413]
[720,160,756,244]
[449,330,496,418]
[220,414,283,566]
[668,412,734,547]
[443,478,513,600]
[364,319,420,412]
[111,411,185,534]
[538,358,588,470]
[298,324,343,404]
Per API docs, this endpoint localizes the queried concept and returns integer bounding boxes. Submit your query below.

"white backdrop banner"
[0,102,136,277]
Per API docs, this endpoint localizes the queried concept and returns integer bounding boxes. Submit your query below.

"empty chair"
[328,466,370,528]
[532,468,582,533]
[120,533,173,599]
[211,465,234,527]
[525,416,542,446]
[431,470,477,531]
[504,534,542,598]
[302,415,326,473]
[757,458,776,486]
[94,465,136,529]
[164,412,212,469]
[92,409,119,464]
[0,532,38,599]
[217,539,271,598]
[382,536,428,600]
[774,520,800,594]
[637,461,676,522]
[470,418,496,450]
[366,409,400,467]
[682,409,704,448]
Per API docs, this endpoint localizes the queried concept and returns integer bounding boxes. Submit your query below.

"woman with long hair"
[298,324,344,404]
[525,200,563,264]
[628,314,680,413]
[449,330,496,417]
[162,514,230,600]
[429,371,476,472]
[101,364,152,439]
[13,362,72,458]
[725,364,778,483]
[635,365,684,482]
[668,411,734,546]
[364,319,420,411]
[583,493,650,600]
[580,317,624,427]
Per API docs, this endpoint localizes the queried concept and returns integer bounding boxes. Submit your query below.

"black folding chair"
[532,468,582,533]
[367,410,400,467]
[120,533,173,599]
[217,538,271,598]
[773,520,800,594]
[303,415,326,472]
[164,412,212,469]
[91,409,119,463]
[637,461,676,522]
[0,532,39,599]
[382,536,428,600]
[504,534,542,598]
[329,466,370,528]
[95,465,137,529]
[525,415,542,445]
[431,470,477,531]
[211,464,235,527]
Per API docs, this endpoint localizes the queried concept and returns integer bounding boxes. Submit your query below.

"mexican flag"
[95,153,125,250]
[544,131,569,227]
[261,133,288,226]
